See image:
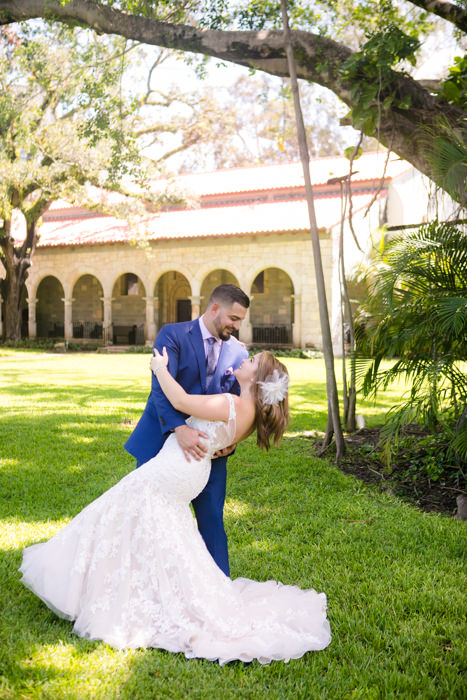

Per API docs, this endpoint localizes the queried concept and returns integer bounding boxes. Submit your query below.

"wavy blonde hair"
[249,351,290,451]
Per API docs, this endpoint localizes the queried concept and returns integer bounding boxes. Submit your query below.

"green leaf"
[344,146,362,160]
[398,95,411,110]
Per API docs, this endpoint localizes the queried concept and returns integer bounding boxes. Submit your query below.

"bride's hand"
[150,347,168,374]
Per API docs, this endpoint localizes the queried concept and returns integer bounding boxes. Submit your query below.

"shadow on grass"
[0,377,148,405]
[0,410,134,523]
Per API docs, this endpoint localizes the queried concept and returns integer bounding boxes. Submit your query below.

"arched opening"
[111,273,146,345]
[72,274,103,340]
[250,268,294,345]
[200,270,239,314]
[36,276,65,338]
[156,271,192,327]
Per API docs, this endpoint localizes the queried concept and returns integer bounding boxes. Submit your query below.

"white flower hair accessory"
[257,369,289,405]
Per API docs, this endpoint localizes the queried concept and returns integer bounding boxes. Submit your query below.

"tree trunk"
[338,180,357,432]
[2,274,25,341]
[0,217,35,341]
[280,0,345,461]
[319,405,334,454]
[1,0,465,199]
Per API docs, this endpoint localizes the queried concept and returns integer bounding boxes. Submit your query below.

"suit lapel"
[188,319,207,389]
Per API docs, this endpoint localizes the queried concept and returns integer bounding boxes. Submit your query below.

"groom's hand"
[213,444,236,458]
[174,425,209,462]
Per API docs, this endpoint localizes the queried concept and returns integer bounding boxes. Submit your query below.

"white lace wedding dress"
[20,394,331,664]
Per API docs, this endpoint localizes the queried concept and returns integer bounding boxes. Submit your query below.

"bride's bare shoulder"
[232,394,254,412]
[232,395,255,431]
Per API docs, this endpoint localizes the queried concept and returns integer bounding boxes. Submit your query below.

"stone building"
[3,151,432,350]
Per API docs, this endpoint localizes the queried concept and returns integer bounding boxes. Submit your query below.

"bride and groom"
[20,284,331,664]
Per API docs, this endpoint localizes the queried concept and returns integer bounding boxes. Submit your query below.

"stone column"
[63,297,74,340]
[189,278,202,320]
[240,300,253,345]
[292,294,302,348]
[144,296,156,346]
[27,297,38,339]
[153,296,160,335]
[190,295,201,320]
[101,297,113,345]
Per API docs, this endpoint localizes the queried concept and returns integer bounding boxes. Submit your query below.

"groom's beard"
[212,316,236,341]
[219,328,234,341]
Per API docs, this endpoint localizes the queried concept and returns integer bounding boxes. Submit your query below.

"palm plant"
[355,222,467,467]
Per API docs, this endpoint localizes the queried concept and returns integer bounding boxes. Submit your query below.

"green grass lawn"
[0,350,466,699]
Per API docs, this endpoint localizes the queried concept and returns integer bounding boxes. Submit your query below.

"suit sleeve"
[149,325,187,435]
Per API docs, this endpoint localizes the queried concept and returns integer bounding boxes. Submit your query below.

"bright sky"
[413,29,466,80]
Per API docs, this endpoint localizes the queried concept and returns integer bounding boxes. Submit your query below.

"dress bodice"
[134,393,237,503]
[185,393,237,457]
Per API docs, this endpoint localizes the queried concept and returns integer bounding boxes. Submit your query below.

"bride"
[20,349,331,665]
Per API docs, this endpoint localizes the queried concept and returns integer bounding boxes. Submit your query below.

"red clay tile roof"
[10,153,408,249]
[36,193,378,248]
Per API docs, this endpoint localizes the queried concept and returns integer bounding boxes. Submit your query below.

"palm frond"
[450,422,467,462]
[430,136,467,206]
[353,221,467,462]
[421,120,467,206]
[433,296,467,335]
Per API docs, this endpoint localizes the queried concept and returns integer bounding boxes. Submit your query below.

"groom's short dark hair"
[209,284,250,309]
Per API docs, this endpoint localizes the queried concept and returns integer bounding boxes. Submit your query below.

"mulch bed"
[303,425,466,518]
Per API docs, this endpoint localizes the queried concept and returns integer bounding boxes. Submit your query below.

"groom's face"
[211,302,247,341]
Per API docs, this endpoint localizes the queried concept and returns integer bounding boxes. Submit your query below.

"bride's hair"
[250,351,289,451]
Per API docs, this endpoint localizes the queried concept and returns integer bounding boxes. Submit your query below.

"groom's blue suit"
[124,318,248,576]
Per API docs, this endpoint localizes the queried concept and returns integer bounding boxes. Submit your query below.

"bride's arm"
[150,348,231,422]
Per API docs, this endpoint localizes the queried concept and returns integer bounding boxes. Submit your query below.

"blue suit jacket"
[124,319,249,465]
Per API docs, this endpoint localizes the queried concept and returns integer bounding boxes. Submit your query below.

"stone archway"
[72,274,103,340]
[200,270,239,314]
[250,268,294,345]
[111,273,146,345]
[35,276,65,338]
[156,271,192,327]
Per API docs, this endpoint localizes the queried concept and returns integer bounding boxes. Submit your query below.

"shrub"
[355,221,467,474]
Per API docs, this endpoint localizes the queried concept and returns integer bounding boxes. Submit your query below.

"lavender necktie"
[205,336,217,388]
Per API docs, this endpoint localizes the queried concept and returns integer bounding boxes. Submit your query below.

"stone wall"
[23,231,333,348]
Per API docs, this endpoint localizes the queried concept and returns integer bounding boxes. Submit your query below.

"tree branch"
[408,0,467,33]
[0,0,465,197]
[0,0,351,89]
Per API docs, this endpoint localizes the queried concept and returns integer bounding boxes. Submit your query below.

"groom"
[125,284,250,576]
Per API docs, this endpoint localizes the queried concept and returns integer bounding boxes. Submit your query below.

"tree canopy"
[0,22,224,339]
[0,24,146,338]
[0,0,465,199]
